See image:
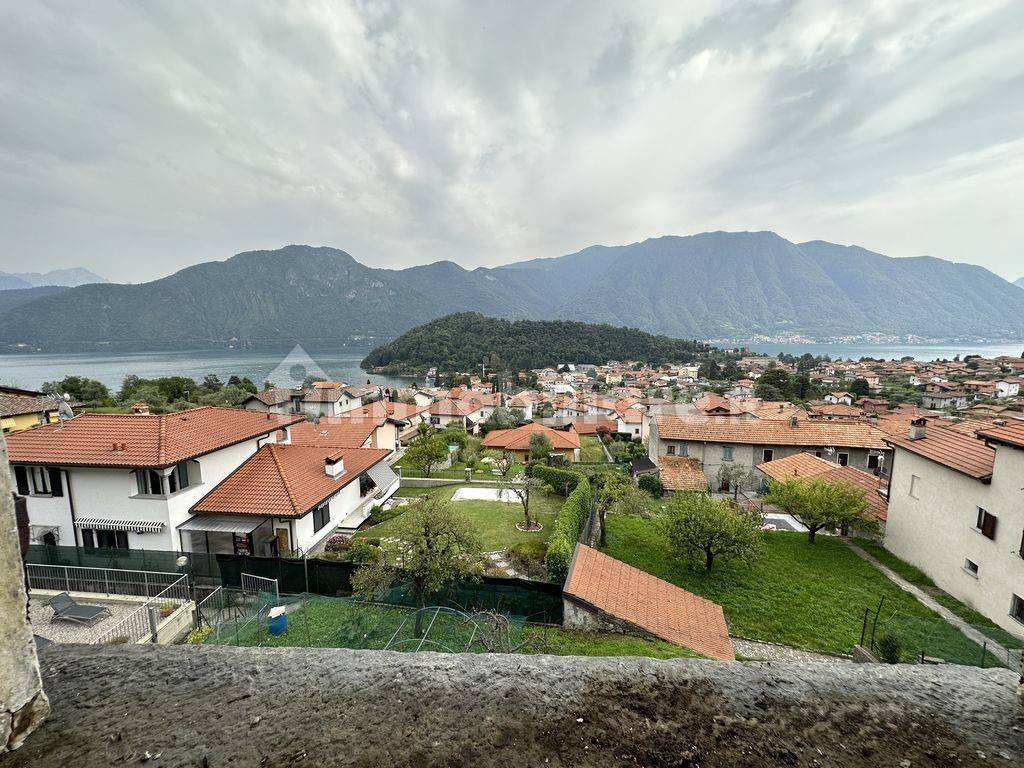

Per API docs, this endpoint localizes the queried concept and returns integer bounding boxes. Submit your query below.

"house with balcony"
[7,407,303,552]
[884,418,1024,637]
[6,406,400,557]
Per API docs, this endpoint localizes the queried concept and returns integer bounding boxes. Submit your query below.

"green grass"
[854,539,1024,651]
[603,516,1001,664]
[358,484,562,552]
[579,436,609,463]
[525,626,700,659]
[209,597,699,659]
[852,538,935,588]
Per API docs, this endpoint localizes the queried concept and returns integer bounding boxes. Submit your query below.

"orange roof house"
[653,414,889,450]
[564,545,734,661]
[192,445,390,518]
[481,422,580,460]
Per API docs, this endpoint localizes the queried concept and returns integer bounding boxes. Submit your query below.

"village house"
[6,407,303,551]
[1,387,65,434]
[883,417,1024,636]
[427,397,483,433]
[648,414,890,492]
[480,422,581,463]
[757,452,888,524]
[7,406,399,556]
[824,391,855,406]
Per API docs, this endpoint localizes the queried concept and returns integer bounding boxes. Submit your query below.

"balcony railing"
[26,563,183,599]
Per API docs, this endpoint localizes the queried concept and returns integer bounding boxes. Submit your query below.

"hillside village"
[4,345,1024,677]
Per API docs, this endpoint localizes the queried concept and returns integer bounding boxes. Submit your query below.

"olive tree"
[404,435,449,477]
[352,496,481,637]
[663,492,762,571]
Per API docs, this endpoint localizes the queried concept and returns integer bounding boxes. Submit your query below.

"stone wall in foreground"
[8,643,1023,767]
[0,437,49,753]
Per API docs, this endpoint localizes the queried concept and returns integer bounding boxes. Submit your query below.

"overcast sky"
[1,0,1022,283]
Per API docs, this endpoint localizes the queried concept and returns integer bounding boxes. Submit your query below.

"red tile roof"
[757,452,888,521]
[654,414,888,449]
[565,545,734,661]
[569,418,617,436]
[428,399,479,417]
[6,407,303,468]
[977,418,1024,449]
[192,444,390,518]
[656,456,707,492]
[885,425,995,481]
[247,387,298,407]
[289,419,376,449]
[482,422,581,451]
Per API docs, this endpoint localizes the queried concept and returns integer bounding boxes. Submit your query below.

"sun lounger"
[48,591,111,625]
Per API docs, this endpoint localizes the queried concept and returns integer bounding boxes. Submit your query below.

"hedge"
[544,476,592,583]
[532,464,583,495]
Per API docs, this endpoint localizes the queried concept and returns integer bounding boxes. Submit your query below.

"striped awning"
[74,517,165,533]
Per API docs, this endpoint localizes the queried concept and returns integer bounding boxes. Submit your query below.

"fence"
[26,543,564,623]
[27,543,220,581]
[26,563,183,599]
[93,573,190,645]
[859,597,1024,669]
[205,593,549,653]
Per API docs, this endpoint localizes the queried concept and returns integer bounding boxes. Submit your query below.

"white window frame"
[909,474,921,499]
[963,558,979,578]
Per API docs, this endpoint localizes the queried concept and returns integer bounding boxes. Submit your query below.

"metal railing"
[26,563,183,599]
[93,574,190,645]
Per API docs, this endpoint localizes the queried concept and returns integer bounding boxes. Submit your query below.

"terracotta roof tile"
[565,545,734,660]
[481,422,580,451]
[757,452,888,521]
[6,407,303,468]
[654,414,888,449]
[192,444,390,518]
[885,425,994,481]
[289,419,377,449]
[657,456,708,492]
[977,418,1024,449]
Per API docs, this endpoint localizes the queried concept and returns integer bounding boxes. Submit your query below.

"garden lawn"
[358,484,562,552]
[579,436,609,463]
[603,515,998,663]
[209,597,698,659]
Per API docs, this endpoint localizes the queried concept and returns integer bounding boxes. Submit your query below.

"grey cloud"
[0,0,1022,282]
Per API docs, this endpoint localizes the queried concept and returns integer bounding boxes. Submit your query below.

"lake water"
[3,341,1023,392]
[738,341,1024,361]
[0,345,420,391]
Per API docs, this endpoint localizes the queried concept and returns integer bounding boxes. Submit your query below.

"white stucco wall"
[885,444,1024,637]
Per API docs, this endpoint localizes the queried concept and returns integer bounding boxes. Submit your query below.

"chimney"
[908,417,927,441]
[131,402,150,415]
[325,454,345,478]
[993,419,1006,427]
[789,415,799,428]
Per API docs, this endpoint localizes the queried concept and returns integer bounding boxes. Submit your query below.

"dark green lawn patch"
[603,516,998,664]
[852,538,935,588]
[579,436,608,463]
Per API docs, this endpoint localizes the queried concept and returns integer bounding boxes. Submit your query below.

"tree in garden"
[201,374,223,392]
[663,492,762,571]
[499,474,548,531]
[716,462,755,501]
[594,471,650,547]
[352,496,480,637]
[763,475,878,544]
[528,432,553,462]
[41,376,111,405]
[849,378,871,399]
[482,449,514,477]
[197,385,252,407]
[404,435,449,477]
[481,406,517,434]
[753,369,794,401]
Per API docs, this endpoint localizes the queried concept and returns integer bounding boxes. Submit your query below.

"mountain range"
[0,267,106,291]
[2,231,1023,351]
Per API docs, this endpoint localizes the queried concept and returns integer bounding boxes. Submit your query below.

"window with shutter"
[14,466,29,496]
[48,468,63,497]
[975,508,997,540]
